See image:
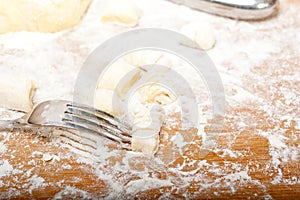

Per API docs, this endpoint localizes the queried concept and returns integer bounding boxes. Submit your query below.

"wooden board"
[0,0,300,199]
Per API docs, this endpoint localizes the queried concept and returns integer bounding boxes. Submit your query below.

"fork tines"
[62,103,132,150]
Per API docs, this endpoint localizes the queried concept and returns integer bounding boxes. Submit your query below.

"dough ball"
[180,22,216,50]
[101,0,142,27]
[94,88,123,116]
[97,60,141,99]
[0,0,92,34]
[0,75,35,112]
[124,50,172,68]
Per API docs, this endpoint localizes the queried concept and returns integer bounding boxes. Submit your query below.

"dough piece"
[0,0,92,34]
[94,88,123,116]
[0,75,35,112]
[131,129,160,154]
[101,0,142,27]
[124,51,172,68]
[137,83,177,105]
[131,108,164,154]
[180,22,216,50]
[97,60,141,98]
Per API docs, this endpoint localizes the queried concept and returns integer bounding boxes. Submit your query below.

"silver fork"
[0,100,132,150]
[168,0,279,20]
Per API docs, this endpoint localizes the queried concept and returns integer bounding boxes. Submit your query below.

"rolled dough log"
[101,0,142,27]
[0,0,92,34]
[0,75,35,112]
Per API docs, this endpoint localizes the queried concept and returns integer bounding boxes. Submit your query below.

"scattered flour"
[52,186,94,199]
[28,175,46,194]
[124,177,172,195]
[0,160,13,178]
[0,0,299,198]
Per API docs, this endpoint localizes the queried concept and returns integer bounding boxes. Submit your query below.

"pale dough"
[97,60,141,99]
[101,0,142,27]
[124,50,172,68]
[180,22,216,50]
[0,0,92,34]
[137,83,177,105]
[94,56,175,154]
[0,75,35,112]
[131,108,164,154]
[94,88,123,116]
[131,128,160,154]
[129,82,176,153]
[94,60,141,116]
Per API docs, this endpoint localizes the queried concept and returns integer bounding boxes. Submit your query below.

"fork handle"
[168,0,279,20]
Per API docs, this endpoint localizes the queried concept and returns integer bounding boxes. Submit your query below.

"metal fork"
[0,100,132,150]
[168,0,279,20]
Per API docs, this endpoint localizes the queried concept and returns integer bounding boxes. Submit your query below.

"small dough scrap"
[97,60,141,98]
[0,0,92,34]
[94,88,123,116]
[101,0,142,27]
[125,51,172,68]
[180,22,216,50]
[131,108,164,154]
[0,75,35,112]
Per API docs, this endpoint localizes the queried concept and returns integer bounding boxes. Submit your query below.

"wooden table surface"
[1,0,300,199]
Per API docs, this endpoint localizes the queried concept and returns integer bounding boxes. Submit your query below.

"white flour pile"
[0,0,299,198]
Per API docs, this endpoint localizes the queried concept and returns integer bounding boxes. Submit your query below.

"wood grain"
[0,0,300,199]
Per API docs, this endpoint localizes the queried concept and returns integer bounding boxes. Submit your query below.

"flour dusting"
[0,0,299,198]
